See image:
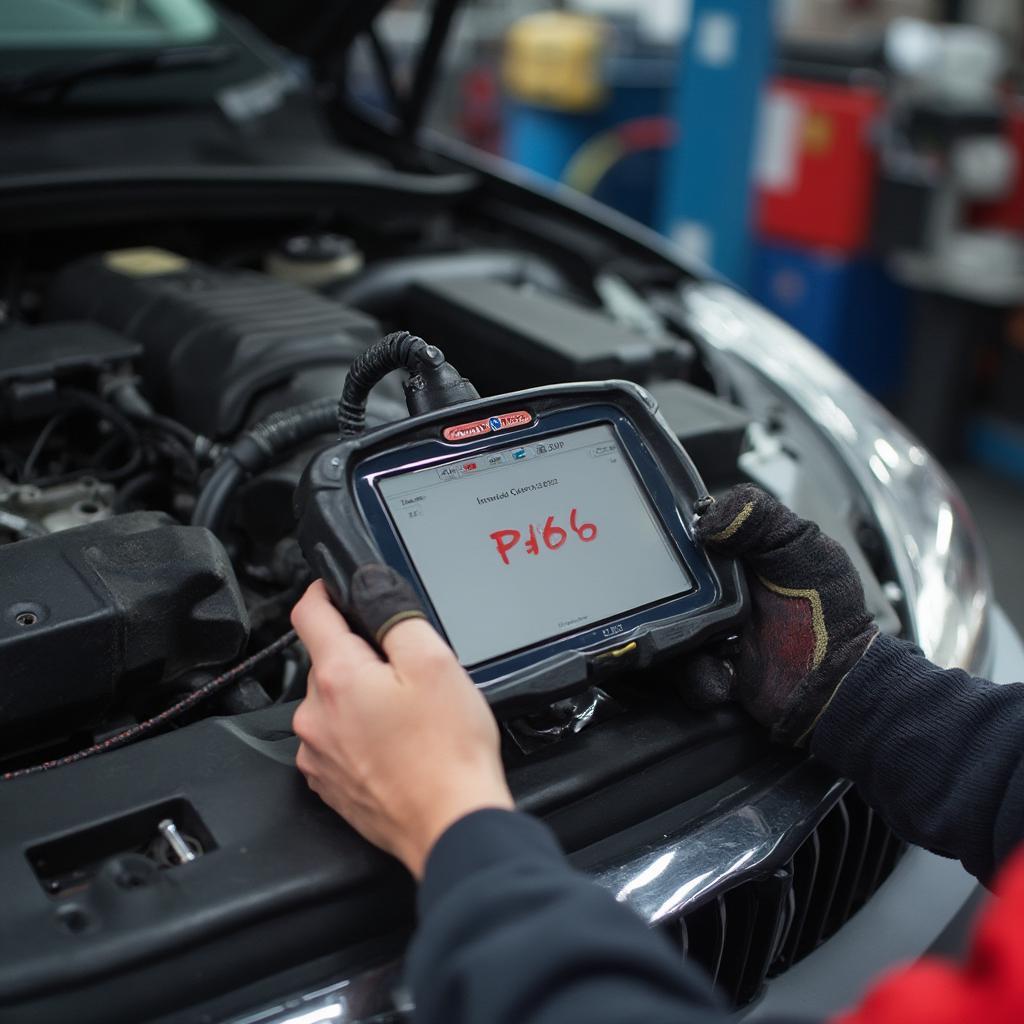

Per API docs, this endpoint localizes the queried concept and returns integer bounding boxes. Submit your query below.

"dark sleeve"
[406,808,734,1024]
[811,632,1024,884]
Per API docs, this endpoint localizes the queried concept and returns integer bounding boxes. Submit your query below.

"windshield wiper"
[0,43,237,103]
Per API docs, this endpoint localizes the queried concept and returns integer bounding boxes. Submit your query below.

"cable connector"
[403,345,479,417]
[337,331,479,437]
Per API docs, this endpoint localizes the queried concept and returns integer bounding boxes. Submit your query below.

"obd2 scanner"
[296,333,747,713]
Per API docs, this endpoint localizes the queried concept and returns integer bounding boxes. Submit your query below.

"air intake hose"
[193,332,478,535]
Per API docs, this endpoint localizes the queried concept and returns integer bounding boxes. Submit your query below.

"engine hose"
[337,330,440,437]
[191,396,338,535]
[107,379,217,463]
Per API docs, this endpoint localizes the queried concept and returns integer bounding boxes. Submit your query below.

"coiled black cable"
[337,330,440,437]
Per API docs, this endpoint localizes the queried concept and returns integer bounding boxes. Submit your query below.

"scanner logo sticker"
[443,410,533,442]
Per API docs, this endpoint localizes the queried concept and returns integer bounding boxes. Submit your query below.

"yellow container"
[503,11,607,113]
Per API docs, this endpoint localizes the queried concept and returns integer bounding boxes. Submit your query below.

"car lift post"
[656,0,776,288]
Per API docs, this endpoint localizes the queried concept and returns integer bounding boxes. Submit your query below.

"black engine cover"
[0,513,249,747]
[45,249,380,438]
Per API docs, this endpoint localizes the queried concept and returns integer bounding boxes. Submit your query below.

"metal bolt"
[15,611,37,627]
[158,819,197,865]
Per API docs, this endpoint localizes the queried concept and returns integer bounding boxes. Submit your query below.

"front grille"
[660,787,906,1008]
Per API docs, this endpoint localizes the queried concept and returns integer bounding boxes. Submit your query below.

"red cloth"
[832,848,1024,1024]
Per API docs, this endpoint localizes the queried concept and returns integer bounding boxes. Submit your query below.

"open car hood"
[218,0,463,139]
[218,0,395,57]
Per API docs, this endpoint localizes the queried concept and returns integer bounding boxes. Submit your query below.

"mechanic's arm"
[688,485,1024,886]
[290,570,731,1024]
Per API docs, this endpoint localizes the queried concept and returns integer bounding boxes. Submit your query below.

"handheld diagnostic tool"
[296,379,746,712]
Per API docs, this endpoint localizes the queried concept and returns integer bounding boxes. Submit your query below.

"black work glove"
[350,564,427,646]
[682,484,877,746]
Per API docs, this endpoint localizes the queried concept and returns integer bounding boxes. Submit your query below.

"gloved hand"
[681,484,878,746]
[348,562,429,647]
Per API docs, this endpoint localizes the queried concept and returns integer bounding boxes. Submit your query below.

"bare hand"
[290,580,514,878]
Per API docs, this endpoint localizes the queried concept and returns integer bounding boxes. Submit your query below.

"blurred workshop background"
[336,0,1024,623]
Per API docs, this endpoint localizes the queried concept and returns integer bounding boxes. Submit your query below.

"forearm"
[811,633,1024,884]
[407,810,729,1024]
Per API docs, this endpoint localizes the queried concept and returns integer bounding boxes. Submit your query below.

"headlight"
[680,282,992,674]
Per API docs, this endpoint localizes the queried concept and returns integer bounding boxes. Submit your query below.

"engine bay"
[2,247,398,765]
[0,232,763,770]
[0,216,909,762]
[0,215,907,1022]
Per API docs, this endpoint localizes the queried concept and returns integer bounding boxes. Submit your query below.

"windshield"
[0,0,217,49]
[0,0,341,181]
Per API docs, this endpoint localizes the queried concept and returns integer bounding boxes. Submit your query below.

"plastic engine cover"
[0,513,250,748]
[45,248,380,438]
